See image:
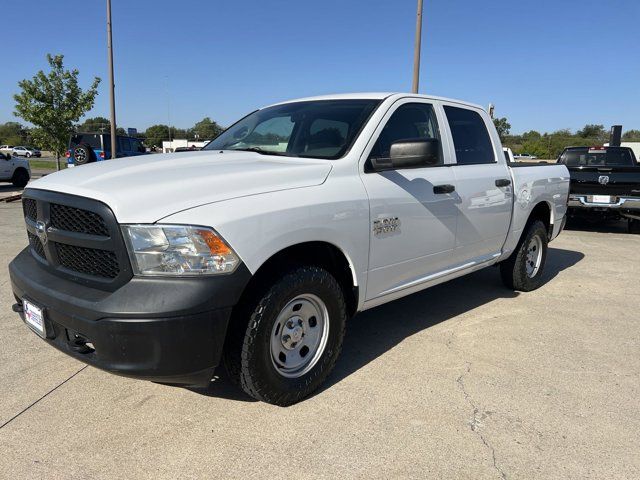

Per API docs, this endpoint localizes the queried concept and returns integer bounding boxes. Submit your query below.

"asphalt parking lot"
[1,198,639,479]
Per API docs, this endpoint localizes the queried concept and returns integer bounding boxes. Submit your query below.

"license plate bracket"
[22,298,46,338]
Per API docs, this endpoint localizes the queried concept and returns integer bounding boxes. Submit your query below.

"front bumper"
[9,248,251,386]
[568,195,640,220]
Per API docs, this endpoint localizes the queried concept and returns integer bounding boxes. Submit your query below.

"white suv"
[12,146,41,158]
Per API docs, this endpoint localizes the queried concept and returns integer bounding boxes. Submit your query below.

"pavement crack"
[0,365,88,430]
[456,362,507,480]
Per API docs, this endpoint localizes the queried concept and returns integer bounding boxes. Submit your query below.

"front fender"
[160,178,371,309]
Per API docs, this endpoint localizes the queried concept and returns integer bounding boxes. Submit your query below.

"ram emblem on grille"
[35,221,48,246]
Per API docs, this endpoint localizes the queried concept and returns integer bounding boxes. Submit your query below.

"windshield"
[559,147,636,166]
[204,99,381,159]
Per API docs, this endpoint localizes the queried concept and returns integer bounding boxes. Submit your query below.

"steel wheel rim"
[525,235,543,278]
[270,293,329,378]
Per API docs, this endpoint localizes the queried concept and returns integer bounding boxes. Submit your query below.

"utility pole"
[412,0,424,93]
[107,0,117,159]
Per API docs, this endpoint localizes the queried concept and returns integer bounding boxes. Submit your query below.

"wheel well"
[13,167,28,177]
[237,242,358,319]
[527,202,552,237]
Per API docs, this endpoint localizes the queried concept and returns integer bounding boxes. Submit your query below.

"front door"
[0,155,12,179]
[360,100,458,301]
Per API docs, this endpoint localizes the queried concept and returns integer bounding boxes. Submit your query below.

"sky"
[1,0,639,134]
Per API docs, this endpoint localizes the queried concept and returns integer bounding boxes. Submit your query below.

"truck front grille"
[27,232,46,259]
[56,243,120,278]
[23,198,37,221]
[50,203,110,236]
[21,190,131,289]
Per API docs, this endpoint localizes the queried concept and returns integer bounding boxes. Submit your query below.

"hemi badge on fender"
[373,217,400,236]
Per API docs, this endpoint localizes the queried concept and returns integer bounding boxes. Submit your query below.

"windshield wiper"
[228,147,296,157]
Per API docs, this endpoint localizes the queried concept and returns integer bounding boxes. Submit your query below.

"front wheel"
[25,152,31,158]
[224,266,347,406]
[11,169,29,188]
[500,220,549,291]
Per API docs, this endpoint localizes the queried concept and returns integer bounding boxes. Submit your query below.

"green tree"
[521,130,542,140]
[77,116,126,136]
[577,124,606,140]
[14,54,100,169]
[193,117,223,140]
[493,117,511,140]
[551,128,572,137]
[0,122,29,146]
[622,129,640,141]
[144,124,172,148]
[78,116,110,132]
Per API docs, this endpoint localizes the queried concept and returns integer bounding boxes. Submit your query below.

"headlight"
[122,225,240,275]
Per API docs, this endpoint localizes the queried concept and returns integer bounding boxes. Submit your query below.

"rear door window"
[444,106,495,165]
[119,137,132,152]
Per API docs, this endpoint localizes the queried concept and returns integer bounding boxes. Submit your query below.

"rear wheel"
[629,219,640,234]
[73,144,95,165]
[500,220,548,291]
[25,152,31,158]
[11,168,29,188]
[224,266,347,406]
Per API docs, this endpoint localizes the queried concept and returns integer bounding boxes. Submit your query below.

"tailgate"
[569,168,640,196]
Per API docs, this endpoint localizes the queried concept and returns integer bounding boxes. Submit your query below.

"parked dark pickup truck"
[558,146,640,232]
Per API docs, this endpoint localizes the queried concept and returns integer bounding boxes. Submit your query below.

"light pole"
[107,0,117,158]
[412,0,424,93]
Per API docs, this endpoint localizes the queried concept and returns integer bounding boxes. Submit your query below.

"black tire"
[224,266,347,406]
[25,152,31,158]
[11,168,29,188]
[500,220,548,291]
[73,143,95,165]
[629,219,640,234]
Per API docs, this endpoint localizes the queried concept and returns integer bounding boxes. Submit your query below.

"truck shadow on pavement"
[564,217,630,234]
[319,246,584,397]
[191,247,584,403]
[0,184,23,195]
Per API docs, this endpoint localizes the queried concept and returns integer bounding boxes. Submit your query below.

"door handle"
[495,178,511,187]
[433,184,455,194]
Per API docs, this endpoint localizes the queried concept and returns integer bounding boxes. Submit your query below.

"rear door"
[360,99,458,300]
[441,104,512,265]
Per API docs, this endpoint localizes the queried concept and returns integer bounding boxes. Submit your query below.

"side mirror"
[370,138,441,171]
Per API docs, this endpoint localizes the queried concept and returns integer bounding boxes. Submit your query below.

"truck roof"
[265,92,485,112]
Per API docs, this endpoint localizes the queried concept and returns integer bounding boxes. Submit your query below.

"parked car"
[66,132,147,166]
[503,147,515,163]
[0,145,15,155]
[12,146,41,158]
[0,152,30,187]
[9,93,570,405]
[558,145,640,232]
[514,153,538,160]
[173,146,201,152]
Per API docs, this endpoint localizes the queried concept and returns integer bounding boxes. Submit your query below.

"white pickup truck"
[9,93,570,405]
[0,152,31,187]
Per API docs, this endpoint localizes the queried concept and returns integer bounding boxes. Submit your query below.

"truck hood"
[29,151,332,222]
